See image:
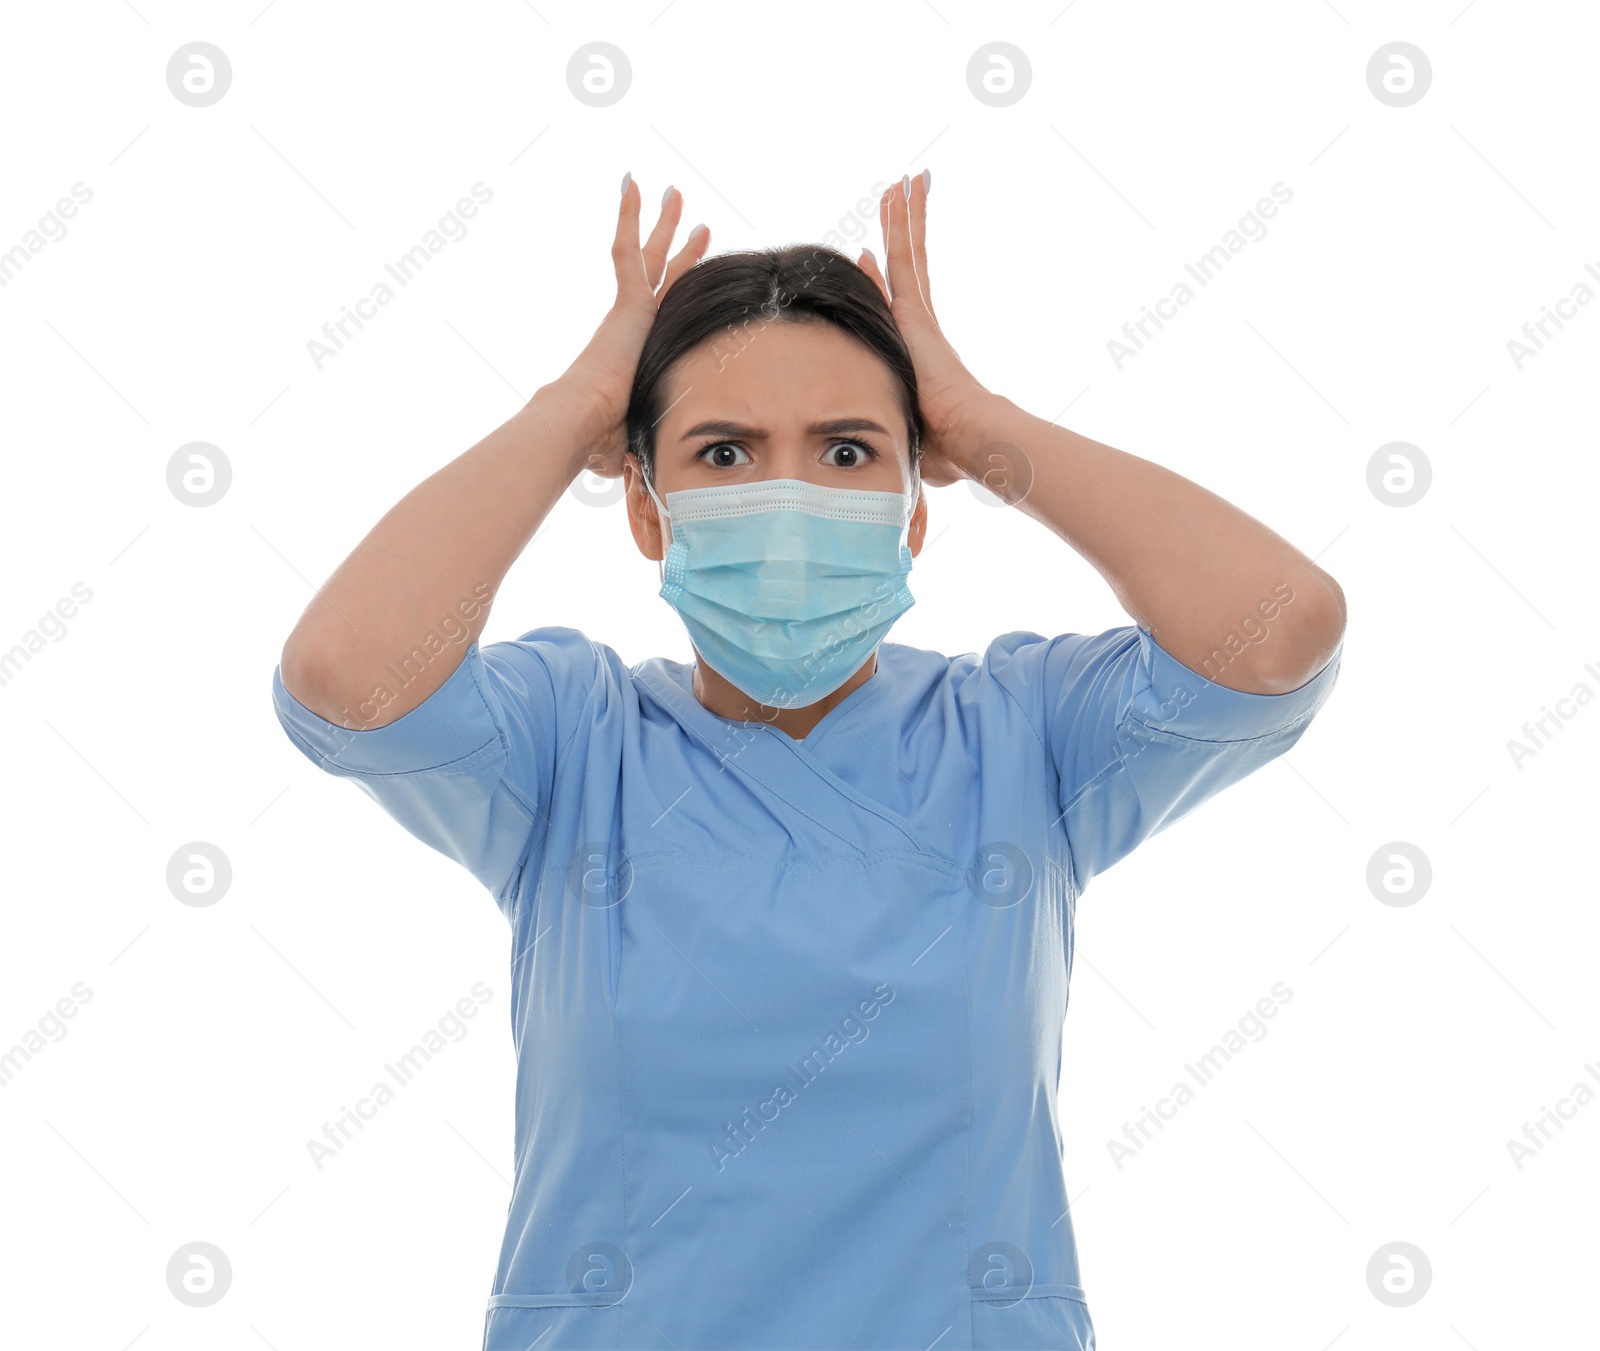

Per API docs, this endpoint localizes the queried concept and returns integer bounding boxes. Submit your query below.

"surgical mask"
[642,472,918,710]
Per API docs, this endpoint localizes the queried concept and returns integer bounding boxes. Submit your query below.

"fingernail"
[861,247,876,267]
[662,184,676,206]
[921,168,932,195]
[900,173,911,200]
[689,223,707,240]
[620,171,632,198]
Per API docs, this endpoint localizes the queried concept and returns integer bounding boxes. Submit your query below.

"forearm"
[954,394,1346,693]
[280,378,602,728]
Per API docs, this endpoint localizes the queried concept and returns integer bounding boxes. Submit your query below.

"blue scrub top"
[272,623,1341,1350]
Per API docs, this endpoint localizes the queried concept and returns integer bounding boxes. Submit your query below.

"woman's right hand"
[546,174,710,479]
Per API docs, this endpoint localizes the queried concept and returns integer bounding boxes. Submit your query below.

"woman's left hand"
[857,171,993,489]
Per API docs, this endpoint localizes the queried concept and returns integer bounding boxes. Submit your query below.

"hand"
[546,175,710,479]
[856,172,994,489]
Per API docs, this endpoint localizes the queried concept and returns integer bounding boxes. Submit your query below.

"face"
[623,320,928,561]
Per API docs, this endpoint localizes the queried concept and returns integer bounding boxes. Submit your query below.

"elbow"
[1185,568,1346,696]
[1272,570,1346,690]
[278,635,345,720]
[1305,569,1348,648]
[1316,569,1347,633]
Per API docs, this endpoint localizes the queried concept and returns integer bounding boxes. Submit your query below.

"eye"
[821,438,881,468]
[694,441,752,468]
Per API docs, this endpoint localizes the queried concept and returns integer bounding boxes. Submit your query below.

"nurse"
[273,170,1345,1350]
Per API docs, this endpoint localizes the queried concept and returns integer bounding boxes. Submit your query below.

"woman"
[273,169,1346,1350]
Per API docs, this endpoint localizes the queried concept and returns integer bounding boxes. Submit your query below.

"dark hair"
[626,245,925,489]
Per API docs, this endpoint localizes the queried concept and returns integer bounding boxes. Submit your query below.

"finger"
[857,247,891,304]
[612,174,650,302]
[878,185,891,295]
[881,178,928,317]
[907,168,935,319]
[660,222,711,295]
[641,184,685,291]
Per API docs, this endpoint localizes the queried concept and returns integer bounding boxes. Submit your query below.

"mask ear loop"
[641,461,671,586]
[906,444,925,534]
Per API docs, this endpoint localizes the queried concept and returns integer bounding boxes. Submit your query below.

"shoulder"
[881,628,1133,705]
[484,625,631,692]
[468,627,647,761]
[875,632,1078,738]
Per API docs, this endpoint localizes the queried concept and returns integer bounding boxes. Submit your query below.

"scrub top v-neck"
[272,622,1341,1350]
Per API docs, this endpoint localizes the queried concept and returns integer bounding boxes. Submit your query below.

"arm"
[278,384,597,727]
[859,172,1346,695]
[943,395,1346,695]
[280,177,710,728]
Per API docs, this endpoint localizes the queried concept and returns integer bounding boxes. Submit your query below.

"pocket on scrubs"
[481,1299,618,1351]
[970,1283,1096,1350]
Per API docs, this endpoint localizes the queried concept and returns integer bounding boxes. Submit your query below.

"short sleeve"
[270,626,601,913]
[986,623,1343,897]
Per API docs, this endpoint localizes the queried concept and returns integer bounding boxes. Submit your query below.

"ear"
[622,454,667,561]
[907,482,929,558]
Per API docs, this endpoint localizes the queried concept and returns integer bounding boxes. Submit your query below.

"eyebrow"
[678,417,892,441]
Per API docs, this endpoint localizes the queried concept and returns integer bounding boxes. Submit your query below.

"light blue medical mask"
[642,472,919,710]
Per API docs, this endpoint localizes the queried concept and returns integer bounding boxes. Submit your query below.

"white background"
[1,1,1595,1347]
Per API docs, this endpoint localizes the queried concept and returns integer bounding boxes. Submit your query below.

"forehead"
[660,319,903,427]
